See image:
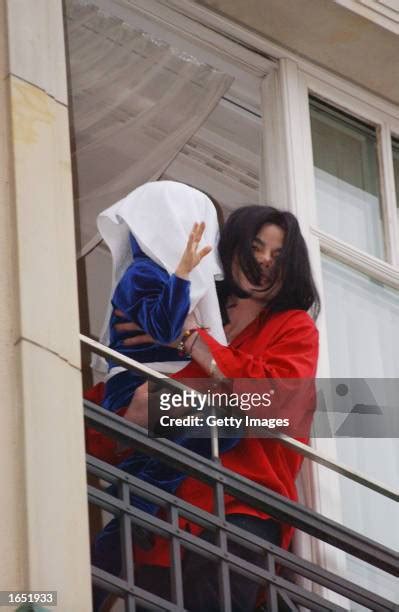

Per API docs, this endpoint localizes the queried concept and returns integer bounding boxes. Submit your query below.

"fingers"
[115,320,144,333]
[186,222,199,250]
[198,245,212,261]
[188,221,206,246]
[122,333,155,346]
[194,221,205,242]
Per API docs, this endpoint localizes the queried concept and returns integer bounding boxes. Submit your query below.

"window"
[66,0,267,343]
[310,99,385,259]
[308,96,399,605]
[392,136,399,226]
[321,255,399,377]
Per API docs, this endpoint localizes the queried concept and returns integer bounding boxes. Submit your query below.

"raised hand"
[175,222,212,280]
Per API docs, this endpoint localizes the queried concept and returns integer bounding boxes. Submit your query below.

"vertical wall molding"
[0,2,92,609]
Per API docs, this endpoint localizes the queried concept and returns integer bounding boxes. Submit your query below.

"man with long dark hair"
[88,204,320,611]
[125,205,320,611]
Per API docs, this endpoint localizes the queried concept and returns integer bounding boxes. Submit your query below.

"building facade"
[0,0,398,610]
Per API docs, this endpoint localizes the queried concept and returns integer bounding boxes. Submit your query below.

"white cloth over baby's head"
[97,181,227,352]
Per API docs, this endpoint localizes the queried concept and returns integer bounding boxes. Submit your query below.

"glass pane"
[322,255,399,378]
[310,99,385,259]
[322,254,399,604]
[392,136,399,227]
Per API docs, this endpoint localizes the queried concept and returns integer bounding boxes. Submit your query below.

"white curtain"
[310,102,399,607]
[314,168,385,259]
[321,257,399,606]
[65,0,233,250]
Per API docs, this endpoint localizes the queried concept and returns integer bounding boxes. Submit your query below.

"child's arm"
[114,262,190,344]
[114,222,212,345]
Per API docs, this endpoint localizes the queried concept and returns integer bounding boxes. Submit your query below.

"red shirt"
[135,308,319,566]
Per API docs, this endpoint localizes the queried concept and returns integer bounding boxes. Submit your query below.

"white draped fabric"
[65,0,233,248]
[310,101,399,605]
[322,256,399,605]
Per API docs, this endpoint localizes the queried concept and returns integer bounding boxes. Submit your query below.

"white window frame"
[146,0,399,594]
[262,57,399,593]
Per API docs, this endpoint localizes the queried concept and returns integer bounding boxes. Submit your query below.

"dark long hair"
[218,205,320,318]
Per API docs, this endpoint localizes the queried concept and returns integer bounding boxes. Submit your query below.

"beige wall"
[195,0,399,105]
[0,1,91,610]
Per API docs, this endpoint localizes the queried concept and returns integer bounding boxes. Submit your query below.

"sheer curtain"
[322,257,399,605]
[310,100,399,606]
[65,0,233,251]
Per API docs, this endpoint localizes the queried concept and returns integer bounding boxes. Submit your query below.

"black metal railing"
[85,399,399,612]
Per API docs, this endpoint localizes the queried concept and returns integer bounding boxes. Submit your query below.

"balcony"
[83,336,399,612]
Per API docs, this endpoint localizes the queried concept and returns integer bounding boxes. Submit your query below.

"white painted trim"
[271,62,332,375]
[259,58,348,597]
[77,232,102,260]
[92,0,275,76]
[304,71,399,129]
[312,227,399,289]
[260,71,289,209]
[379,123,399,267]
[302,67,399,277]
[334,0,399,32]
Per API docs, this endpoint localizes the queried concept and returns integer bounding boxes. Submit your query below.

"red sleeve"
[197,312,319,379]
[84,383,133,465]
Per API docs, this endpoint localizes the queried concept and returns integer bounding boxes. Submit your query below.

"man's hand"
[175,222,212,280]
[114,310,199,347]
[124,381,149,426]
[114,311,155,346]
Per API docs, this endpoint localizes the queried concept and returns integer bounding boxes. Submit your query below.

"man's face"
[233,223,285,301]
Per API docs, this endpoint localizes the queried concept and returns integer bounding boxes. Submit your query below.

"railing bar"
[226,560,395,612]
[88,486,397,611]
[219,559,232,612]
[89,489,376,612]
[275,433,399,502]
[276,588,300,612]
[85,403,399,513]
[215,480,232,612]
[84,408,399,575]
[214,563,347,611]
[89,483,396,611]
[89,466,376,605]
[170,506,185,609]
[264,554,281,612]
[88,467,170,509]
[267,551,276,575]
[275,558,395,611]
[126,594,136,612]
[92,566,184,611]
[268,585,279,612]
[80,333,190,390]
[284,590,345,612]
[87,468,391,606]
[81,334,399,501]
[89,484,294,584]
[121,483,135,588]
